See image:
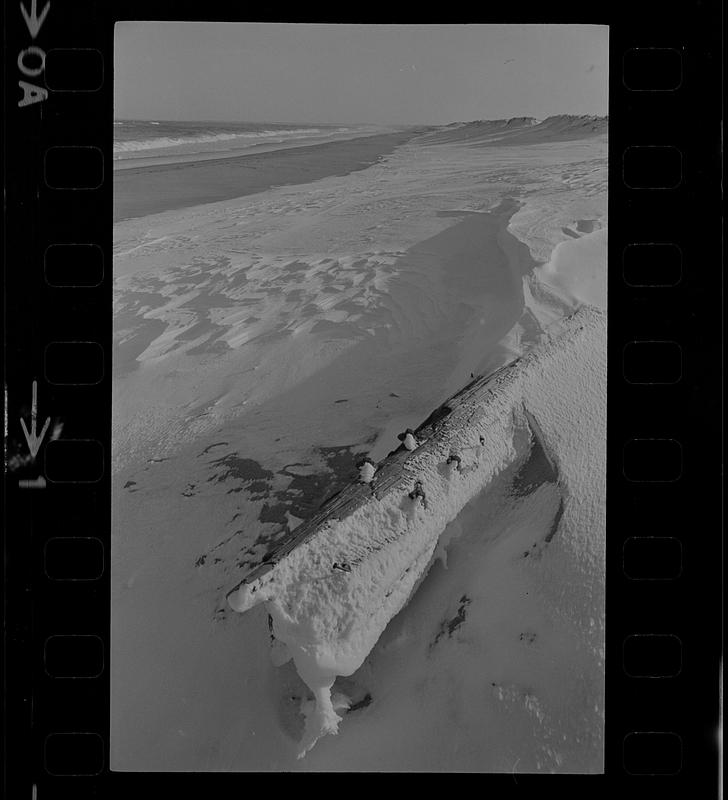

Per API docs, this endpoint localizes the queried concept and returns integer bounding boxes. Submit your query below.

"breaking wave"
[114,126,353,154]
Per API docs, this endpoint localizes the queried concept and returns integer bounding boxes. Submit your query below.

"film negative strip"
[612,18,721,788]
[3,2,722,794]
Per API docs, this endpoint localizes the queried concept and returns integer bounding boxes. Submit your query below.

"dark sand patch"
[576,219,597,233]
[207,454,274,485]
[268,444,365,523]
[196,439,374,571]
[431,594,472,647]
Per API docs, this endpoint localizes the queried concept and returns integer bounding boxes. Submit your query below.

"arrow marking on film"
[20,0,50,39]
[20,380,51,458]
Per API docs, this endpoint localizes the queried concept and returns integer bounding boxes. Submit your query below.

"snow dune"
[228,305,605,758]
[417,115,607,148]
[535,227,607,309]
[112,117,606,771]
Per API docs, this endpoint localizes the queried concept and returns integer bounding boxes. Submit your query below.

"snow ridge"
[228,305,605,756]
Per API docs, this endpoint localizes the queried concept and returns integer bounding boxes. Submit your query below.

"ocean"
[113,120,376,164]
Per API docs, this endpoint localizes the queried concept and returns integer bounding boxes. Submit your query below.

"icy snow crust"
[228,305,605,756]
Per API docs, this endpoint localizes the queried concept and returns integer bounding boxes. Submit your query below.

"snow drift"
[228,304,606,757]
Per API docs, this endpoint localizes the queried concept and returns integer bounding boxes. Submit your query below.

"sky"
[114,23,608,125]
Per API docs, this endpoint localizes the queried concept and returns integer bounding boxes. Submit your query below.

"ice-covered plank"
[225,306,604,757]
[227,357,520,591]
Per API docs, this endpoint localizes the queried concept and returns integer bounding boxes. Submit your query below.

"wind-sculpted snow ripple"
[113,252,404,373]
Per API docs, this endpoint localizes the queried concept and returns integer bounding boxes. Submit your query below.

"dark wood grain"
[227,357,520,594]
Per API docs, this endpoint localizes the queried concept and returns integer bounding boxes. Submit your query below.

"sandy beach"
[112,114,607,771]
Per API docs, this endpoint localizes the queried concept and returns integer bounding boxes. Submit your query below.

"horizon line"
[113,113,608,125]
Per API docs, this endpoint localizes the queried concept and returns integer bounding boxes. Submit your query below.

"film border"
[2,2,722,795]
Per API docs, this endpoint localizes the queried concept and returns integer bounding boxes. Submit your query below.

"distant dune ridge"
[418,114,608,147]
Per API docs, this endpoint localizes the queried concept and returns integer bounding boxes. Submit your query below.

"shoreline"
[113,127,406,171]
[113,129,424,222]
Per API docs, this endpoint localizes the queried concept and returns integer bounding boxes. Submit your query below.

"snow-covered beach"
[112,115,607,771]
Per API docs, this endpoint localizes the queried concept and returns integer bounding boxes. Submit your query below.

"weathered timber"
[228,357,520,591]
